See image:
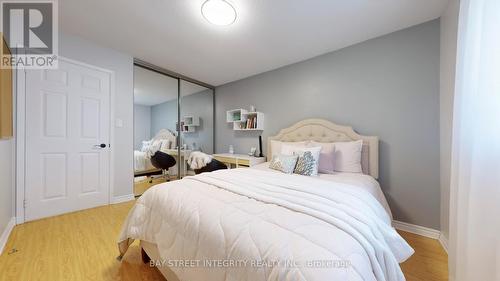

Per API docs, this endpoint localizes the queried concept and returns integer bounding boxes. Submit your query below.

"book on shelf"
[240,116,258,129]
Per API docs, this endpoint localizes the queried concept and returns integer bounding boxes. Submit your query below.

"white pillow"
[333,140,363,173]
[270,140,308,157]
[281,145,322,176]
[280,142,311,155]
[309,141,335,174]
[140,140,151,152]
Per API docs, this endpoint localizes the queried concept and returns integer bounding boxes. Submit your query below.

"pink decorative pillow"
[309,141,335,174]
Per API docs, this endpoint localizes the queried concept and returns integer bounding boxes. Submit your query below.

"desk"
[213,153,266,168]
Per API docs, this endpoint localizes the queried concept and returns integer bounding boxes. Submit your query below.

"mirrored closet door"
[132,63,215,196]
[133,65,179,197]
[178,80,214,178]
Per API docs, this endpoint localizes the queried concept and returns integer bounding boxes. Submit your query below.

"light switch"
[115,118,124,128]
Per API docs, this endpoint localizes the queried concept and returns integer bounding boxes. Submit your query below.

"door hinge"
[23,199,27,209]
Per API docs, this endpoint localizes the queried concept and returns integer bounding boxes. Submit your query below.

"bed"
[119,119,414,281]
[134,129,177,176]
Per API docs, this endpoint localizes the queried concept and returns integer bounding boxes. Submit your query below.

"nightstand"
[213,153,266,168]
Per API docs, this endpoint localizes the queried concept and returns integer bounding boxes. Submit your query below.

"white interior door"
[25,59,111,221]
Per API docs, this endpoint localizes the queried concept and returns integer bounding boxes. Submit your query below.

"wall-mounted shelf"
[226,109,247,123]
[226,109,264,131]
[177,116,200,133]
[183,116,199,126]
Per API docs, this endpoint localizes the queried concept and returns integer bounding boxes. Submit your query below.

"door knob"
[94,143,107,148]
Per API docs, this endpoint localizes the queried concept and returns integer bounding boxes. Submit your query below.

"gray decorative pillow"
[294,151,318,176]
[269,154,298,174]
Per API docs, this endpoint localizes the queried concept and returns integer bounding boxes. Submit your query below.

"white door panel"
[25,59,111,221]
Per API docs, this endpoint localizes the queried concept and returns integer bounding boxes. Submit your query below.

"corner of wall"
[439,0,460,241]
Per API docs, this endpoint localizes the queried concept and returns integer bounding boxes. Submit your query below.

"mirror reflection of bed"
[133,65,214,197]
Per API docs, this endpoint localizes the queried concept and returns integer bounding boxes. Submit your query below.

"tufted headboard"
[267,119,379,179]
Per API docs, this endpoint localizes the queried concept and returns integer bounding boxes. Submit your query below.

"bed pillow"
[140,140,152,152]
[269,154,299,174]
[309,141,335,174]
[293,146,322,176]
[270,140,308,157]
[280,142,311,155]
[333,140,363,173]
[280,145,321,176]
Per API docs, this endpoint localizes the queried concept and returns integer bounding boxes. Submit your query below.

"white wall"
[60,33,134,198]
[134,104,151,150]
[439,0,460,243]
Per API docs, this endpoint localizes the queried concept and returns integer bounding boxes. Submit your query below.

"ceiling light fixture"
[201,0,237,26]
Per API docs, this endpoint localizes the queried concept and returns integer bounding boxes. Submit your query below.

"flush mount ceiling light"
[201,0,237,26]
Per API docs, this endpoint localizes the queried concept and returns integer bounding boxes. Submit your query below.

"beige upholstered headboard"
[267,119,379,179]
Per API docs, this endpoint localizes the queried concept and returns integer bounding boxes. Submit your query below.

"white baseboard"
[111,194,135,204]
[0,217,16,255]
[438,234,449,253]
[392,220,441,239]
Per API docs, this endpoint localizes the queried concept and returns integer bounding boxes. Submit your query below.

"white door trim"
[15,61,26,224]
[15,56,116,224]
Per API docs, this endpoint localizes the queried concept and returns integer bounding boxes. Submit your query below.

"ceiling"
[60,0,448,86]
[133,66,209,106]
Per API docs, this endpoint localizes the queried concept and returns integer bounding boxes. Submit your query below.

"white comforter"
[134,150,155,172]
[118,168,413,281]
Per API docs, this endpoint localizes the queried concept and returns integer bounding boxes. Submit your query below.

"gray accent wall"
[134,105,151,150]
[151,99,177,137]
[181,90,214,154]
[215,20,441,229]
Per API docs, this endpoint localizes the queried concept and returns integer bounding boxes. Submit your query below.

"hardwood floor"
[399,231,449,281]
[0,201,448,281]
[134,177,167,197]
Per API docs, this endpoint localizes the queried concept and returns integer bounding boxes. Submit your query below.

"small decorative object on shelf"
[249,147,257,156]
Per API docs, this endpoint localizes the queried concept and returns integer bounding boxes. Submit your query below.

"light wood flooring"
[134,177,167,197]
[0,201,448,281]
